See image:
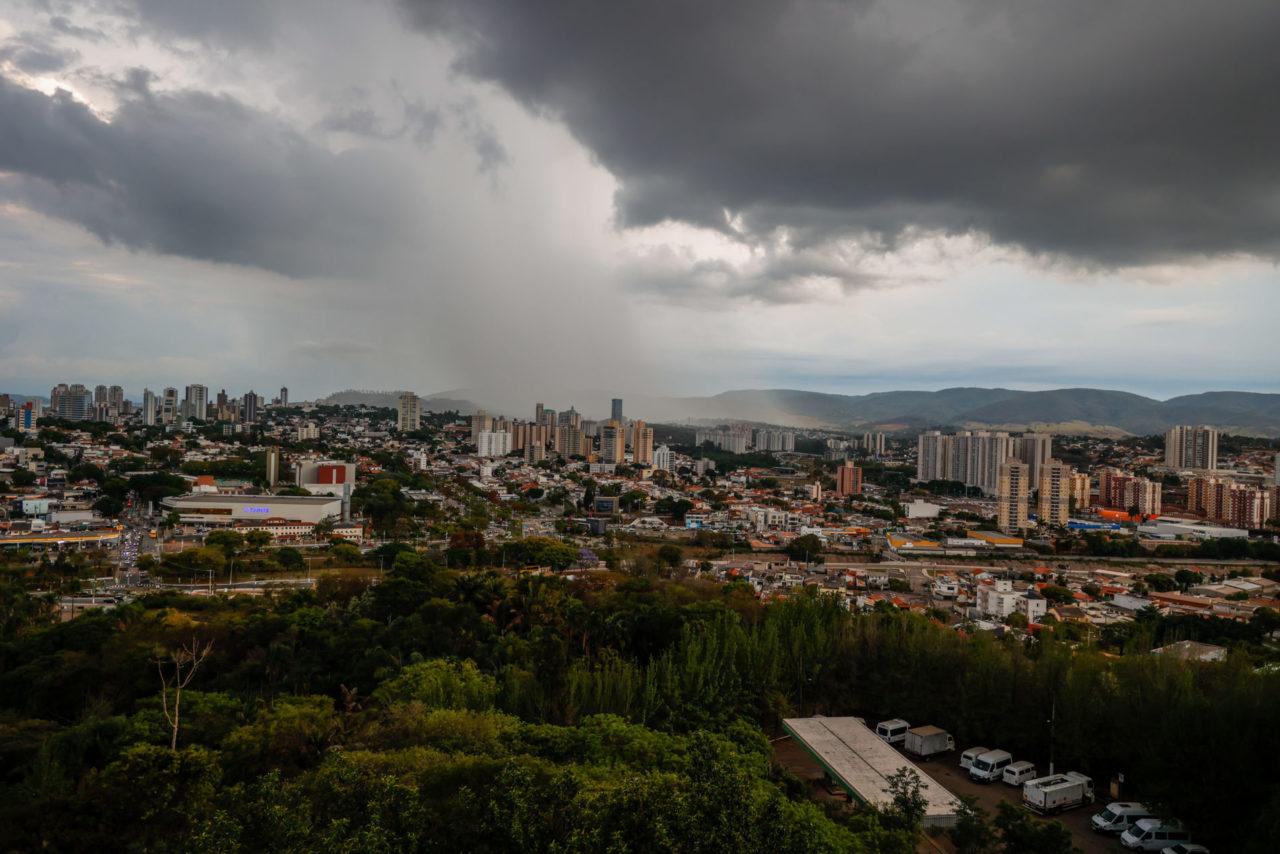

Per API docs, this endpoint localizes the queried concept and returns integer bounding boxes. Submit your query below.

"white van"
[969,749,1013,782]
[959,746,989,770]
[1092,802,1153,833]
[1121,819,1190,851]
[875,719,910,745]
[1002,760,1037,786]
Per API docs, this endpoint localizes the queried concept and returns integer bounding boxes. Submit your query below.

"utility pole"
[1048,696,1056,776]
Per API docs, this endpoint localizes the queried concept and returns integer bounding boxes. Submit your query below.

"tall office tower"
[470,409,493,442]
[94,384,108,406]
[600,419,626,464]
[1037,459,1073,527]
[142,389,157,425]
[54,384,94,421]
[1165,425,1219,470]
[243,391,259,423]
[161,387,179,423]
[397,392,421,431]
[611,398,623,422]
[997,459,1030,532]
[631,419,654,465]
[476,430,512,458]
[1070,471,1092,509]
[49,383,68,414]
[108,385,125,413]
[279,387,288,406]
[653,444,672,472]
[916,431,948,482]
[265,447,280,488]
[183,385,209,421]
[835,460,863,497]
[535,402,544,424]
[1017,433,1053,486]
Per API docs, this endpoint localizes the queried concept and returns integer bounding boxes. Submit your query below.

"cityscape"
[2,2,1279,853]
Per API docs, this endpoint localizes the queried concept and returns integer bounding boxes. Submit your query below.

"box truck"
[903,725,954,758]
[1022,772,1094,814]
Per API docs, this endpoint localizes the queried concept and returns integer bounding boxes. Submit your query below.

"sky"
[0,0,1277,404]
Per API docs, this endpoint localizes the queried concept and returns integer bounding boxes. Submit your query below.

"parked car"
[874,719,910,745]
[1092,802,1153,834]
[1001,760,1037,786]
[1121,819,1190,851]
[1161,845,1209,854]
[969,749,1013,782]
[903,726,954,758]
[959,746,989,770]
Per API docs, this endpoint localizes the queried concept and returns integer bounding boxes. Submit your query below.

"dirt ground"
[773,735,1121,854]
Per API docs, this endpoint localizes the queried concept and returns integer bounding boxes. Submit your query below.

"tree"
[10,468,36,487]
[245,530,273,550]
[313,517,337,540]
[1175,568,1204,590]
[205,529,245,556]
[882,767,927,835]
[156,636,215,750]
[657,544,684,569]
[993,802,1073,854]
[1040,585,1074,604]
[786,534,824,563]
[1145,572,1177,593]
[950,796,998,854]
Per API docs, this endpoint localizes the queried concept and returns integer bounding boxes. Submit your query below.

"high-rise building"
[611,398,623,422]
[216,389,228,409]
[397,392,421,431]
[1098,467,1161,516]
[653,445,673,472]
[476,430,512,458]
[243,391,259,423]
[835,460,863,497]
[107,385,125,414]
[265,447,281,487]
[600,419,626,464]
[862,432,886,457]
[161,387,179,424]
[535,402,544,424]
[470,409,493,442]
[1187,475,1271,528]
[1070,471,1091,509]
[753,429,796,452]
[1165,425,1219,470]
[183,385,209,421]
[52,383,94,421]
[916,431,1012,495]
[1036,459,1072,528]
[94,385,108,406]
[13,401,38,432]
[279,386,288,406]
[997,459,1030,532]
[916,431,948,482]
[1017,433,1053,487]
[296,422,320,442]
[631,419,654,465]
[142,389,157,426]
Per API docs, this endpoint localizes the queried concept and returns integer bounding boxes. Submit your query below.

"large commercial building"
[997,458,1030,532]
[611,398,624,422]
[1166,425,1218,470]
[397,392,421,431]
[1036,459,1072,528]
[295,459,356,495]
[161,493,342,525]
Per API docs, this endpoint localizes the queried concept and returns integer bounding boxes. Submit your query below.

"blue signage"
[242,506,271,514]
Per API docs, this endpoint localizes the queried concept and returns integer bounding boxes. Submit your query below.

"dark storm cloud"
[404,0,1280,266]
[0,74,416,278]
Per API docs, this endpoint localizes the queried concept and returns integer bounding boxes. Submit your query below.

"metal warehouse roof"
[782,716,960,828]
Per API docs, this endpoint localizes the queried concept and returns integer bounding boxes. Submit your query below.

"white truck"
[903,725,954,758]
[1023,772,1095,814]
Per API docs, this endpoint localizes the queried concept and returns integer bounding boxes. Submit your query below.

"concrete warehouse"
[783,716,960,828]
[160,493,342,526]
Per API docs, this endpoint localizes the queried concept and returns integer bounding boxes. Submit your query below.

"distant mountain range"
[319,387,1280,437]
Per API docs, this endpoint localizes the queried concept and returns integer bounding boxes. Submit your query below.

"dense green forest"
[2,554,1278,851]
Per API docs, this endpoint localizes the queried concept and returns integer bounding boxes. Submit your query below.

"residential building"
[917,430,1013,495]
[1070,471,1091,509]
[279,386,288,406]
[397,392,421,431]
[265,447,280,487]
[1036,459,1072,527]
[631,419,654,465]
[600,419,626,464]
[183,384,208,420]
[296,422,320,442]
[161,387,179,424]
[470,409,493,442]
[1017,433,1053,486]
[1166,425,1218,470]
[1187,475,1272,529]
[862,432,886,457]
[141,389,157,426]
[835,460,863,497]
[653,444,673,472]
[476,430,512,458]
[51,383,93,421]
[997,458,1030,532]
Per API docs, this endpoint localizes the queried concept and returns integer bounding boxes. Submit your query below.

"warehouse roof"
[782,716,960,828]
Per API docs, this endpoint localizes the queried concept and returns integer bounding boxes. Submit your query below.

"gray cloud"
[404,0,1280,267]
[0,31,80,73]
[48,16,108,43]
[0,74,419,278]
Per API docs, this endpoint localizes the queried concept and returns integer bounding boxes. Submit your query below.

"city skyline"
[0,2,1278,399]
